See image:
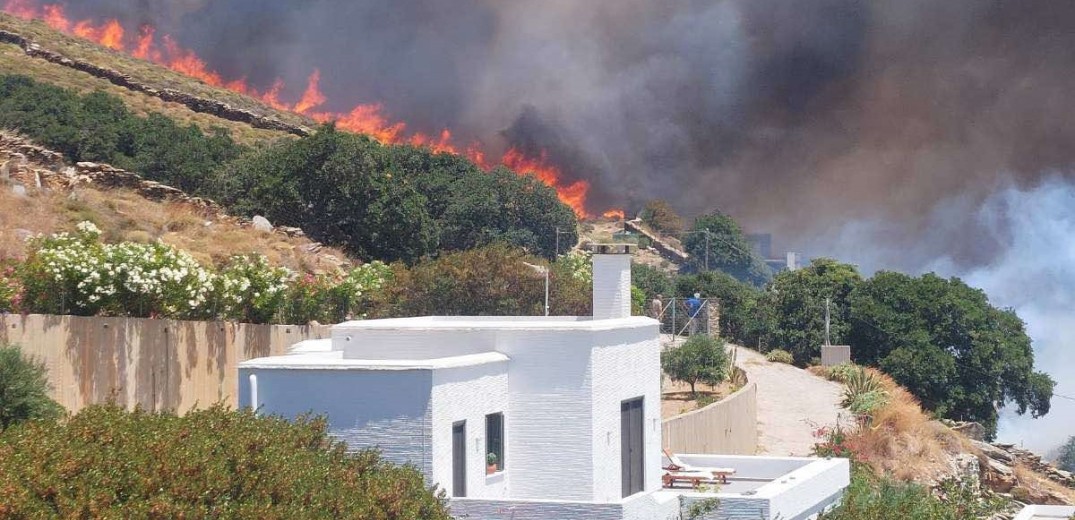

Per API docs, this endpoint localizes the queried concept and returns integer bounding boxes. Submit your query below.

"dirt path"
[732,346,845,456]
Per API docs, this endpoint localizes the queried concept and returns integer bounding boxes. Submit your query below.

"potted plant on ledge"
[486,453,498,475]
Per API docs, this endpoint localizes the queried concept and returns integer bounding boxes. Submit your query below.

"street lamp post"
[523,262,550,316]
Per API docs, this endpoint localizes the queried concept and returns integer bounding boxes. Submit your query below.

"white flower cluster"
[337,261,391,299]
[558,250,593,283]
[212,255,293,320]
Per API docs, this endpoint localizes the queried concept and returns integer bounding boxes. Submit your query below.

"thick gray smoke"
[64,0,1075,449]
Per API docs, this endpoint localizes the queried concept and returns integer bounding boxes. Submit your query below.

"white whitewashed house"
[239,245,849,519]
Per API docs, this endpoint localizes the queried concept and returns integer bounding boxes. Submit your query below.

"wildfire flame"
[1,1,628,220]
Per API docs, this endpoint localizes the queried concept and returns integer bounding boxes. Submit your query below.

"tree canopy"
[1057,436,1075,473]
[759,258,863,365]
[661,335,729,396]
[218,126,577,262]
[848,272,1054,433]
[682,212,772,286]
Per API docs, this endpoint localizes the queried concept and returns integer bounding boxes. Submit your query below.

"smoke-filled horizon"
[62,0,1074,448]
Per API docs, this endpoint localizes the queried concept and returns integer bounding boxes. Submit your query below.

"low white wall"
[675,454,811,480]
[1014,505,1075,520]
[663,383,758,455]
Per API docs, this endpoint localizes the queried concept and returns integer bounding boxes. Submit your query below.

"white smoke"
[820,177,1075,454]
[958,178,1075,453]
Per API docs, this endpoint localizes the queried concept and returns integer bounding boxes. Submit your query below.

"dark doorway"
[621,397,645,497]
[452,421,466,497]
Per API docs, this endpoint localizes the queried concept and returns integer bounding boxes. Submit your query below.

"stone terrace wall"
[0,29,311,137]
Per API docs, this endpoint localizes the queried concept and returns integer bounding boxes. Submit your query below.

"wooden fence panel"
[662,382,758,455]
[0,314,332,414]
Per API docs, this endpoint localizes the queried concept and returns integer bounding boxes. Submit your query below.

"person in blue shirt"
[686,293,702,335]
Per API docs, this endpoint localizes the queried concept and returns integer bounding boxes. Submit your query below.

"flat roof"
[240,351,510,371]
[332,315,658,332]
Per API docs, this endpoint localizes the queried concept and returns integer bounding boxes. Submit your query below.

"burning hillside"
[0,0,606,219]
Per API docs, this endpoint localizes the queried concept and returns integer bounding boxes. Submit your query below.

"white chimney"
[591,244,635,319]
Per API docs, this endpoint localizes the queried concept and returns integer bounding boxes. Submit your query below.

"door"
[452,421,466,497]
[620,397,645,497]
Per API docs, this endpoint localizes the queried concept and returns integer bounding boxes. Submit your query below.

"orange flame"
[3,1,615,219]
[502,148,590,218]
[2,0,34,19]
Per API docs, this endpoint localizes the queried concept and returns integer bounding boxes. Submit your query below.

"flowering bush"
[10,223,388,324]
[205,255,292,323]
[0,260,19,312]
[281,262,390,324]
[812,423,856,459]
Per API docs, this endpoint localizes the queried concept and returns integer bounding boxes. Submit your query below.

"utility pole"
[824,297,831,346]
[704,229,711,271]
[555,227,560,257]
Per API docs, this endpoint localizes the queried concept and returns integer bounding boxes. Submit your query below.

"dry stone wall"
[0,29,311,137]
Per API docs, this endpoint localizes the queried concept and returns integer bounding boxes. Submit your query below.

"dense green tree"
[0,75,246,195]
[675,270,764,346]
[640,199,685,236]
[0,345,63,431]
[661,335,729,396]
[682,212,771,285]
[380,244,546,316]
[759,258,862,365]
[1057,436,1075,473]
[849,272,1054,433]
[632,264,675,303]
[0,405,450,518]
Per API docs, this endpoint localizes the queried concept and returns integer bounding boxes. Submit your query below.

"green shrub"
[818,464,1002,519]
[0,345,63,431]
[663,335,729,396]
[0,404,450,518]
[766,349,794,364]
[841,368,889,416]
[827,362,858,383]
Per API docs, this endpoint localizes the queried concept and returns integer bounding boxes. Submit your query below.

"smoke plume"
[55,0,1075,448]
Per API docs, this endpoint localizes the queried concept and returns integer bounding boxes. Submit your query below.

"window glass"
[485,413,504,472]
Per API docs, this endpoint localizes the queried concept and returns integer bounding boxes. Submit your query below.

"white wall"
[238,368,433,476]
[333,328,497,360]
[497,329,597,501]
[593,254,632,319]
[431,360,510,499]
[591,327,663,502]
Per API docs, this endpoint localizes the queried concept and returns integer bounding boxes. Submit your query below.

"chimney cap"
[588,243,637,255]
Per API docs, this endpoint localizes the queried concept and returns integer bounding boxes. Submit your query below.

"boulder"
[982,458,1017,493]
[252,215,273,232]
[11,184,27,198]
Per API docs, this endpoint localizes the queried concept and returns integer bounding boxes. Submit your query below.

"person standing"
[650,294,663,319]
[686,293,702,335]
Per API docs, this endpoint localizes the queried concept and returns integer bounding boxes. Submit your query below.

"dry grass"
[0,186,351,273]
[837,367,1075,503]
[841,368,968,482]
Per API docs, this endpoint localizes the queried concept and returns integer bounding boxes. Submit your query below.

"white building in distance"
[239,244,848,519]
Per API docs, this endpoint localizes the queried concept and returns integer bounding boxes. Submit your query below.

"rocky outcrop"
[0,29,311,137]
[970,439,1074,507]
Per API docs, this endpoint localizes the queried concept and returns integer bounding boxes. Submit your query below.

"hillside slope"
[0,131,349,272]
